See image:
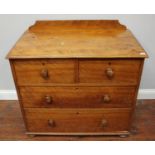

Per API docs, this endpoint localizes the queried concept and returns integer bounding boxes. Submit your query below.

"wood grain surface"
[79,59,142,85]
[6,20,148,137]
[13,59,75,85]
[12,58,142,86]
[6,20,148,59]
[19,86,136,108]
[24,108,131,133]
[0,100,154,140]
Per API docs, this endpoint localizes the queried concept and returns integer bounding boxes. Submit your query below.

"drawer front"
[20,86,135,108]
[13,59,75,85]
[79,59,142,85]
[25,108,131,133]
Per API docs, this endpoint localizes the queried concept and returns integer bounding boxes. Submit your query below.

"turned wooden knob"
[102,94,111,103]
[45,95,52,104]
[48,119,55,127]
[41,69,49,79]
[105,68,114,79]
[101,119,108,127]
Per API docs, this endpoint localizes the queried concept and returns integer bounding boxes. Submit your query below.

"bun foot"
[130,127,138,135]
[120,134,128,138]
[28,134,35,138]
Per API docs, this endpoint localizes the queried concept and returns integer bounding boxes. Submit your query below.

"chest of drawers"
[7,20,148,137]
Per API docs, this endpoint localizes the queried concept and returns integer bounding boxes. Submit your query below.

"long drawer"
[20,86,136,108]
[24,108,132,133]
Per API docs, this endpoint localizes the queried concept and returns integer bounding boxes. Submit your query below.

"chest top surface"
[7,20,148,59]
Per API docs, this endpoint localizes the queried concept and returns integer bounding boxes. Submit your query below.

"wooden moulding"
[28,20,127,31]
[26,131,130,137]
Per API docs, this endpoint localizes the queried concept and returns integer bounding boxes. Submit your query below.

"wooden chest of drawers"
[7,20,148,137]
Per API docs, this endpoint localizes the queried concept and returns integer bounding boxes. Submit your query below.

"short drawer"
[13,59,75,85]
[25,108,131,133]
[20,86,135,108]
[79,59,142,85]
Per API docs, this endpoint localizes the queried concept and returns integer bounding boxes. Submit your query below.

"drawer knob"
[106,68,114,79]
[101,119,108,127]
[48,119,55,127]
[41,69,49,79]
[102,94,111,103]
[45,95,53,104]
